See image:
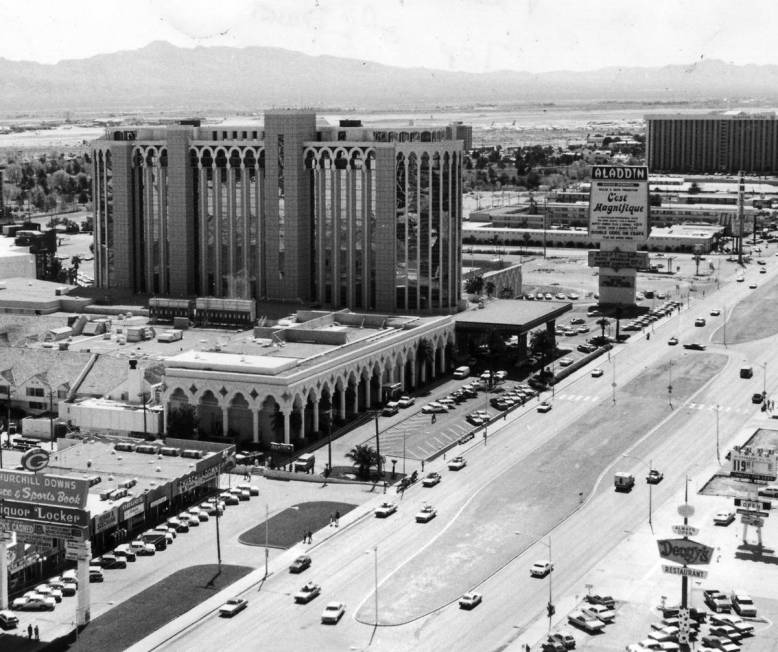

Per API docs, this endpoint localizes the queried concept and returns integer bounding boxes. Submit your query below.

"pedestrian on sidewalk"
[335,511,340,527]
[329,513,334,527]
[34,625,39,640]
[307,530,313,543]
[27,624,32,639]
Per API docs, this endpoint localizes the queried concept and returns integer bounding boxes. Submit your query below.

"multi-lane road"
[139,255,778,651]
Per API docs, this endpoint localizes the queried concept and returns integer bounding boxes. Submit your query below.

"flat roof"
[454,299,571,332]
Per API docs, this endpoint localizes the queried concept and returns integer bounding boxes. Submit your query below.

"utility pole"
[49,389,55,451]
[715,404,721,465]
[373,412,382,477]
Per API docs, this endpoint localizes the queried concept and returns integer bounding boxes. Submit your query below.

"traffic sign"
[735,498,771,511]
[672,525,699,537]
[736,508,769,518]
[677,504,695,518]
[661,564,708,579]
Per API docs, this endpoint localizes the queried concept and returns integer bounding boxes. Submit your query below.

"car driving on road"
[422,472,441,487]
[448,456,467,471]
[219,597,248,617]
[321,601,346,624]
[530,560,553,577]
[375,501,398,518]
[646,469,664,484]
[537,401,552,413]
[294,582,322,604]
[289,555,312,574]
[458,592,482,610]
[415,505,437,523]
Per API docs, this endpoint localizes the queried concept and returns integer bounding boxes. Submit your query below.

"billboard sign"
[119,496,145,522]
[0,499,89,527]
[588,249,649,271]
[0,469,90,509]
[735,498,771,511]
[589,166,649,242]
[0,517,87,541]
[657,538,713,566]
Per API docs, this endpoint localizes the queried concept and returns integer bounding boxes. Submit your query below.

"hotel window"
[26,387,45,397]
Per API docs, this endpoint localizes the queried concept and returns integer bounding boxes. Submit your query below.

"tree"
[596,318,611,339]
[464,275,485,296]
[345,444,383,479]
[529,329,555,362]
[168,404,198,437]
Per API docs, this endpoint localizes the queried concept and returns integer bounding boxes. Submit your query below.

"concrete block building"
[91,112,471,314]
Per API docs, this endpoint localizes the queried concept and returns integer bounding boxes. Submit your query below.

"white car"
[11,593,55,611]
[35,584,63,602]
[448,456,467,471]
[591,368,604,378]
[321,601,346,624]
[422,472,441,487]
[219,597,248,617]
[494,370,508,380]
[458,592,483,609]
[530,560,554,577]
[375,501,398,518]
[129,540,156,556]
[415,505,437,523]
[398,395,415,408]
[236,483,260,496]
[583,603,615,623]
[537,402,552,413]
[422,402,447,414]
[559,357,573,367]
[568,610,604,633]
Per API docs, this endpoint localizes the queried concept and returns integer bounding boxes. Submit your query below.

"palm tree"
[596,317,611,340]
[345,444,383,479]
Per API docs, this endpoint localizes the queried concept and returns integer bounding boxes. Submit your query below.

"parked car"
[129,540,156,556]
[415,505,437,523]
[321,601,346,624]
[695,318,706,327]
[448,456,467,471]
[422,402,447,414]
[757,484,778,497]
[0,610,19,629]
[585,594,615,610]
[582,603,615,623]
[711,508,736,525]
[219,597,248,617]
[11,593,55,611]
[752,392,765,404]
[375,501,398,518]
[703,590,731,613]
[710,309,721,316]
[47,576,77,596]
[422,472,441,487]
[88,566,105,582]
[220,492,240,506]
[294,581,322,604]
[398,395,415,408]
[458,592,482,610]
[34,584,63,603]
[236,483,260,496]
[289,555,312,574]
[731,591,757,617]
[530,560,553,578]
[547,632,575,650]
[567,610,605,634]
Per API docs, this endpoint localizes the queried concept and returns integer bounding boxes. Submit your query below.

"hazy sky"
[3,0,778,73]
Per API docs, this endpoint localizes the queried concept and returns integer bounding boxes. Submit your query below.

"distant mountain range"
[1,41,778,114]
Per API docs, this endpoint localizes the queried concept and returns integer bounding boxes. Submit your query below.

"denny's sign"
[0,470,89,509]
[657,538,713,566]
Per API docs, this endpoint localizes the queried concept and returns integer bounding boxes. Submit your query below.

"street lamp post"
[623,454,653,531]
[762,362,768,397]
[668,360,673,409]
[264,503,269,579]
[516,531,554,633]
[373,546,379,627]
[715,404,721,464]
[326,408,333,474]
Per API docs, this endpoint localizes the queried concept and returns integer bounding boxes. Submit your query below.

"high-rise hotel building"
[646,112,778,174]
[91,111,471,314]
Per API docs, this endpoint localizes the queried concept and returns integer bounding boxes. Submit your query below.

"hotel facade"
[91,111,472,314]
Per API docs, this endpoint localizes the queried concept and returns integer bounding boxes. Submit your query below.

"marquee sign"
[657,538,713,566]
[21,448,50,472]
[589,165,649,242]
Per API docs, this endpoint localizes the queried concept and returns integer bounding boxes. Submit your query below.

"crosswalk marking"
[556,393,750,415]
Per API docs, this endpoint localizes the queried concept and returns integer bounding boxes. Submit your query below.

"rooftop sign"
[0,469,90,509]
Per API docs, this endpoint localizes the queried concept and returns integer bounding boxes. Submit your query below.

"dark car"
[752,393,764,404]
[646,469,664,484]
[289,555,312,574]
[683,343,706,350]
[585,594,615,610]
